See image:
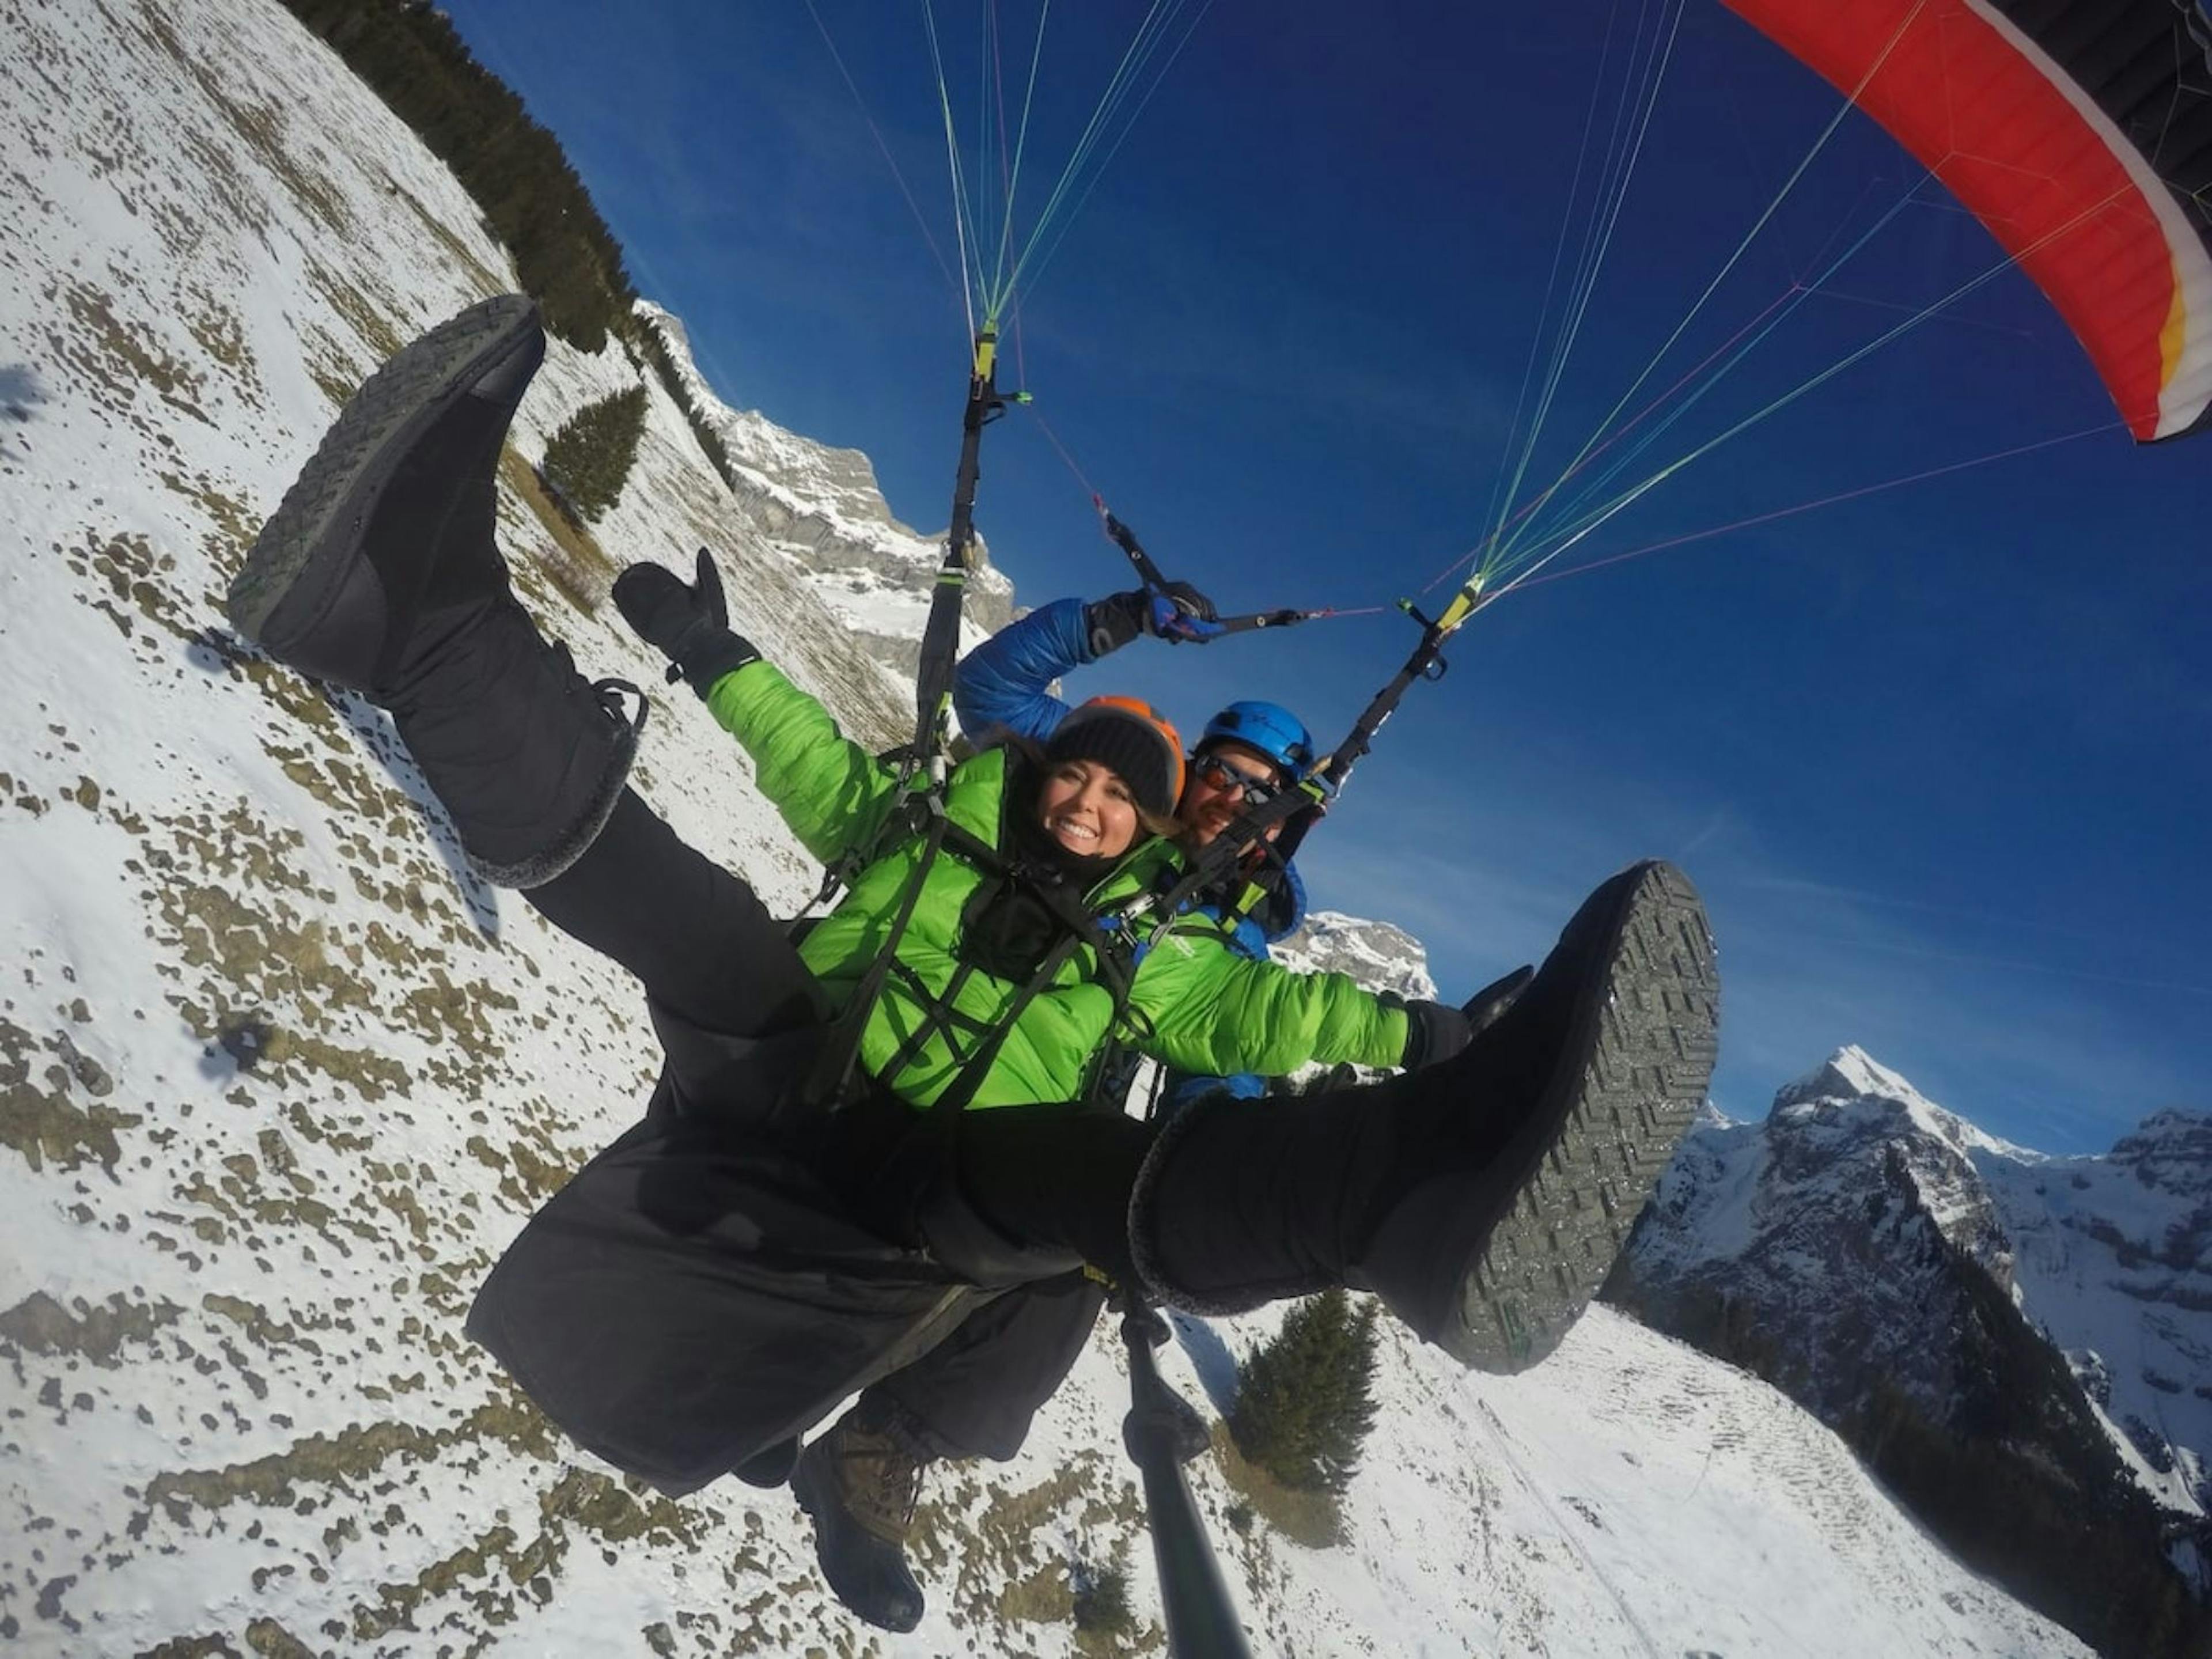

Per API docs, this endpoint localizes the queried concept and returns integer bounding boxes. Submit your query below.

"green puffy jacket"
[706,662,1410,1109]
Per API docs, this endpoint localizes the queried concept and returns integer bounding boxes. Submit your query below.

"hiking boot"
[1130,861,1719,1374]
[1361,860,1718,1369]
[791,1408,930,1633]
[226,292,543,696]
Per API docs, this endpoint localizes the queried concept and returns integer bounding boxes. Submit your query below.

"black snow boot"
[227,294,638,888]
[1130,860,1719,1374]
[228,293,544,693]
[791,1404,930,1634]
[380,602,642,888]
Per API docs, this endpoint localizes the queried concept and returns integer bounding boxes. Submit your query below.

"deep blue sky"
[444,1,2210,1152]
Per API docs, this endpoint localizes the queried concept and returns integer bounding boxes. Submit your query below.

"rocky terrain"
[637,299,1016,690]
[1613,1046,2212,1656]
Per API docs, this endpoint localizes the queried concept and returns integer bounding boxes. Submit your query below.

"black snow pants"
[862,1271,1109,1461]
[464,790,1147,1493]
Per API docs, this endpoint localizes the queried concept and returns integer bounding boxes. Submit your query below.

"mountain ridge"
[1613,1044,2212,1656]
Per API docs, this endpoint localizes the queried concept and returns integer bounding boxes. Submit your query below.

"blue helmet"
[1200,700,1315,781]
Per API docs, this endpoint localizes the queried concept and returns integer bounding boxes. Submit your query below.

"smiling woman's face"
[1036,759,1139,861]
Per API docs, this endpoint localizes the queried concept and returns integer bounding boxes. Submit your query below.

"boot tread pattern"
[227,294,538,646]
[1450,862,1719,1372]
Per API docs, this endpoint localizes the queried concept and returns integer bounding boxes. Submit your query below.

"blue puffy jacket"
[954,597,1310,1109]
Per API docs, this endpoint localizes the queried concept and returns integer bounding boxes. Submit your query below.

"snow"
[1658,1114,1772,1261]
[1158,1304,2088,1657]
[0,0,2096,1652]
[1786,1044,2039,1164]
[1276,910,1438,1002]
[1684,1043,2212,1523]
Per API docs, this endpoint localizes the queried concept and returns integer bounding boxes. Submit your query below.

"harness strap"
[801,791,951,1109]
[927,933,1089,1117]
[807,775,1154,1116]
[796,328,1007,1079]
[877,955,996,1085]
[937,820,1143,1001]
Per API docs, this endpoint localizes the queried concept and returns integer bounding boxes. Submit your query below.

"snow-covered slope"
[0,2,2092,1653]
[1220,1303,2080,1657]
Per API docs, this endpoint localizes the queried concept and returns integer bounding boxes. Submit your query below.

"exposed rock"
[635,301,1016,676]
[1609,1049,2212,1657]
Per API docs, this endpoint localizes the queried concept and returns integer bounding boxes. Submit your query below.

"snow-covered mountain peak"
[1772,1044,2029,1166]
[1777,1043,1922,1111]
[1755,1050,2017,1293]
[1274,909,1437,1002]
[2109,1108,2212,1193]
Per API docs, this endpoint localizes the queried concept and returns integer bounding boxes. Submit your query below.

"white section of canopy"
[1965,0,2212,437]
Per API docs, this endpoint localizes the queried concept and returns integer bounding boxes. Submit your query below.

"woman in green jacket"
[226,297,1719,1633]
[617,556,1425,1112]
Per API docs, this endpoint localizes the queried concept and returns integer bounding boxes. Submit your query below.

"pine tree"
[1073,1546,1135,1637]
[1228,1289,1382,1493]
[540,385,648,522]
[275,0,635,349]
[635,319,736,487]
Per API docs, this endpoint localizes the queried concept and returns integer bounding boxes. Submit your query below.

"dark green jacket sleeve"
[702,662,899,866]
[1127,921,1410,1078]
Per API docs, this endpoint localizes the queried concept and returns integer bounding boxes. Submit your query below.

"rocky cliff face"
[1608,1047,2212,1656]
[636,301,1016,682]
[1272,910,1438,1003]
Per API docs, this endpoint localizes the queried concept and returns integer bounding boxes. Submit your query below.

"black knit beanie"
[1046,699,1184,819]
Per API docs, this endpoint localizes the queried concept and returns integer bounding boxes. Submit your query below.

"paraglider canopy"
[1724,0,2212,442]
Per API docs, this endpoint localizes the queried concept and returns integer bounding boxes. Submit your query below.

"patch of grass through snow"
[1209,1420,1342,1550]
[501,446,619,615]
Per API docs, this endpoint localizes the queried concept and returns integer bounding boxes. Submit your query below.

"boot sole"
[1445,861,1718,1372]
[225,293,543,669]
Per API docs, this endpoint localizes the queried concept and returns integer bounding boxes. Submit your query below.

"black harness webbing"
[1129,578,1490,948]
[1105,505,1320,636]
[801,329,1007,1108]
[802,772,1151,1116]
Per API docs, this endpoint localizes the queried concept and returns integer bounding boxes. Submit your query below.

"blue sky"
[444,1,2211,1153]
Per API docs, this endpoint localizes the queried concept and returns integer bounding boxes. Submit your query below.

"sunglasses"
[1191,753,1282,805]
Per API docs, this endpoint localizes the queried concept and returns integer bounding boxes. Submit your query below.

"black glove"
[1084,582,1222,656]
[1397,997,1474,1070]
[613,548,759,698]
[1085,589,1152,656]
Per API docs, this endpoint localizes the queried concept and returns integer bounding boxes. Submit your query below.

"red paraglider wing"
[1724,0,2212,442]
